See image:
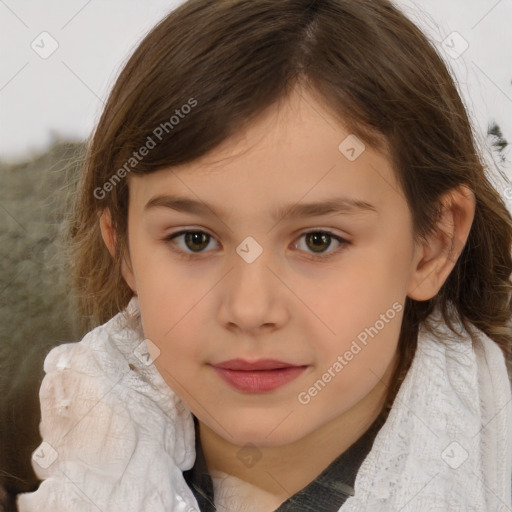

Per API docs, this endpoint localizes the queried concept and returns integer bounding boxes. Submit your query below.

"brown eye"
[183,231,210,252]
[305,232,332,253]
[295,230,349,259]
[165,230,219,254]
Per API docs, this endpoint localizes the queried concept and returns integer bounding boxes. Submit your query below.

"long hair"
[67,0,512,415]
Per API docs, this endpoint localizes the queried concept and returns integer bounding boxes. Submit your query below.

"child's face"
[123,87,422,447]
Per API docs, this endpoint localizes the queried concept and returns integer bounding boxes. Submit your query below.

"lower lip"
[212,366,307,392]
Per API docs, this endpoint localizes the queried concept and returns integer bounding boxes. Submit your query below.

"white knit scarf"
[17,297,512,512]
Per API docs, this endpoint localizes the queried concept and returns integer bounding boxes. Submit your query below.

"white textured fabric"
[16,296,512,512]
[341,306,512,512]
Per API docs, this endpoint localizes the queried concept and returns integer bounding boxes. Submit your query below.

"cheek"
[299,305,402,417]
[128,234,193,328]
[306,255,406,346]
[139,302,205,400]
[138,297,204,360]
[314,299,402,382]
[297,253,405,400]
[134,270,210,373]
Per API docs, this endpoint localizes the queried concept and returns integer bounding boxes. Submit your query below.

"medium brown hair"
[68,0,512,413]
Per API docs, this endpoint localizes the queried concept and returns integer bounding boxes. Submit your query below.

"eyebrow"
[144,194,378,220]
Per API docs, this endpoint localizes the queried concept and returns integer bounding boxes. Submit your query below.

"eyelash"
[163,229,350,261]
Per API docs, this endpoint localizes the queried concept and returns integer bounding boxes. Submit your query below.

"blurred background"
[0,0,511,509]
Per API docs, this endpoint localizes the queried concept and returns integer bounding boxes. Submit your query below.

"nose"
[217,249,289,335]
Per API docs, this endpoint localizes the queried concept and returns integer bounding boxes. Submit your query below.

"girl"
[16,0,512,510]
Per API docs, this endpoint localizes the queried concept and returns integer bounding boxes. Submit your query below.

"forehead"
[128,87,405,219]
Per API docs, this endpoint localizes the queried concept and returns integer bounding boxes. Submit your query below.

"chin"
[223,415,310,448]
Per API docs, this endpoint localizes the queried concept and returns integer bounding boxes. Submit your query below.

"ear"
[99,209,137,293]
[407,184,475,301]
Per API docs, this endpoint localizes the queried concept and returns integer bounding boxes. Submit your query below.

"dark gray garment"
[183,409,387,511]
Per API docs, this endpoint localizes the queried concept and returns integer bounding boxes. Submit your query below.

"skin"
[100,85,475,510]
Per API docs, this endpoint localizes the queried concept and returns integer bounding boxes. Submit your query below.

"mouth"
[210,359,308,392]
[213,358,302,371]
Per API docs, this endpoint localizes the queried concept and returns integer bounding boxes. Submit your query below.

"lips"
[213,359,299,371]
[210,359,308,392]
